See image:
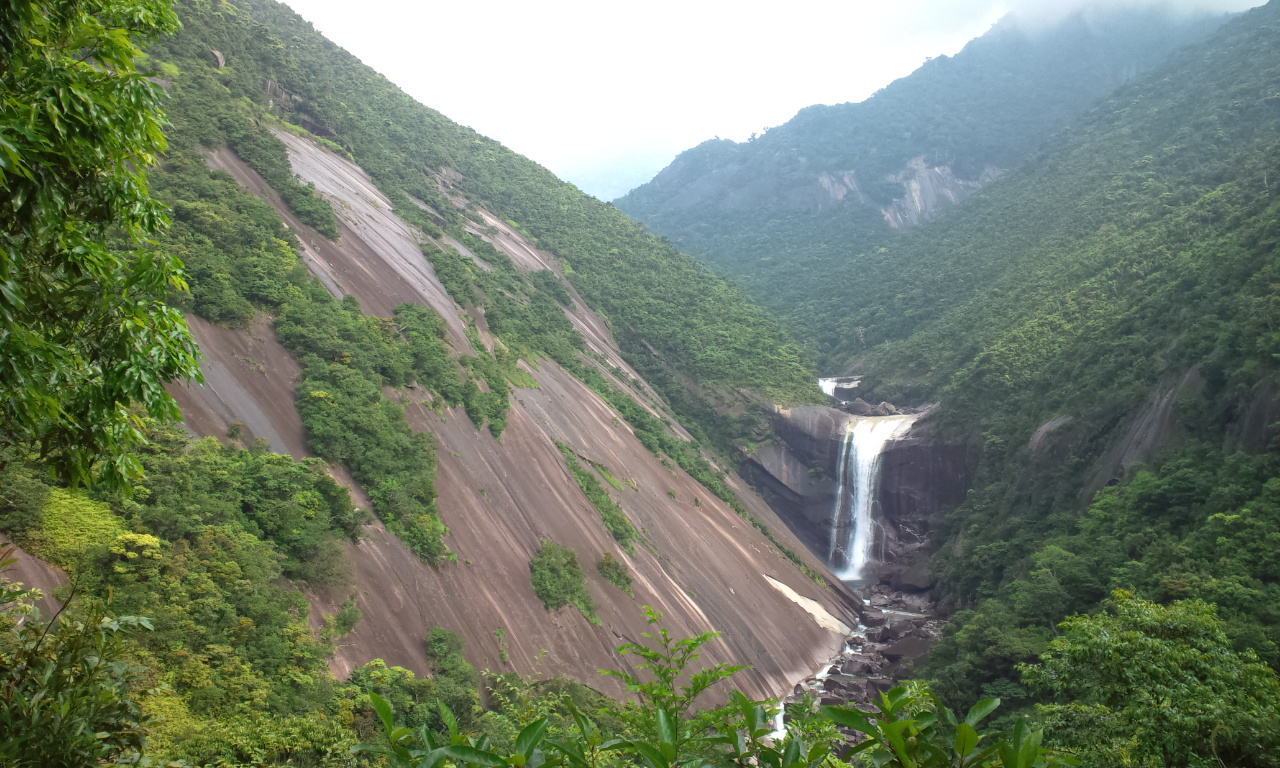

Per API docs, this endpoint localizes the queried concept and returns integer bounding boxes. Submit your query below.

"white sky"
[281,0,1258,200]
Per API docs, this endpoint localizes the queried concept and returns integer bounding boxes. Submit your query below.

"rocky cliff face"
[742,406,973,593]
[160,130,861,700]
[880,158,1001,229]
[875,421,977,591]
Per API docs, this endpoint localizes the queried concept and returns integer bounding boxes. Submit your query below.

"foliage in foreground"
[356,608,1069,768]
[0,0,200,490]
[1024,591,1280,767]
[0,558,151,767]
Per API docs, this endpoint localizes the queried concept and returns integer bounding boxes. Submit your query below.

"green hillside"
[151,0,818,419]
[634,0,1280,750]
[804,0,1280,725]
[615,8,1228,345]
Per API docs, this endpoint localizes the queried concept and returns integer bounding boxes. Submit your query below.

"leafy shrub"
[556,443,636,554]
[597,552,632,596]
[0,469,49,545]
[529,541,594,621]
[0,585,153,767]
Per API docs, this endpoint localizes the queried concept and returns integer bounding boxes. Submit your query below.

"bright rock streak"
[830,415,918,581]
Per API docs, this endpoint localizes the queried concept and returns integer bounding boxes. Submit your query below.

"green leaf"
[964,698,1001,728]
[369,691,395,735]
[820,705,875,734]
[513,718,549,759]
[954,723,979,759]
[656,707,676,746]
[441,745,510,767]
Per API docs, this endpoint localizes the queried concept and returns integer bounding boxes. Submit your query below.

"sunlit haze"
[281,0,1258,200]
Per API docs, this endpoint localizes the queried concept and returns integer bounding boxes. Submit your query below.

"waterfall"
[827,415,917,582]
[818,376,860,401]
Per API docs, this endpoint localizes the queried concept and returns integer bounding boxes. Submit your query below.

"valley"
[4,0,1280,765]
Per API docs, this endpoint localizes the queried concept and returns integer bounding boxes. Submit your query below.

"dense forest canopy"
[614,6,1231,358]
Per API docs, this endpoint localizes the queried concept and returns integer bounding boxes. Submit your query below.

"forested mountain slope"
[787,0,1280,717]
[0,0,864,760]
[615,7,1228,339]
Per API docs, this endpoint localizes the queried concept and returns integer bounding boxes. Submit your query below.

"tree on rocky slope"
[0,0,199,490]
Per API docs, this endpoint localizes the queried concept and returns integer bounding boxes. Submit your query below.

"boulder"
[868,678,895,694]
[877,622,904,643]
[839,658,875,676]
[861,611,888,627]
[824,674,862,693]
[882,636,934,664]
[845,398,876,416]
[890,559,933,592]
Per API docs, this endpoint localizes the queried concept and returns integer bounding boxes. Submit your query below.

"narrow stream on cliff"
[828,415,919,582]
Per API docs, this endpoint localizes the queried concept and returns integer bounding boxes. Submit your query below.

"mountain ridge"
[615,6,1232,327]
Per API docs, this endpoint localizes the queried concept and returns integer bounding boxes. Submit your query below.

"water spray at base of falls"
[828,415,918,582]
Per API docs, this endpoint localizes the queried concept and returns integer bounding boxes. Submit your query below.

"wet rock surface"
[781,584,941,711]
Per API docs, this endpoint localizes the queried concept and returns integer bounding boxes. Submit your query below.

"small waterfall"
[818,376,860,402]
[827,415,918,582]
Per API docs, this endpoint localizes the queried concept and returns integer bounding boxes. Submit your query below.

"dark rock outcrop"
[743,406,974,593]
[739,405,852,555]
[875,417,975,591]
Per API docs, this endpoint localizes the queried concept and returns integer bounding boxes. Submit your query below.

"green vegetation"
[355,608,1075,768]
[597,552,633,596]
[0,0,200,489]
[16,0,1280,764]
[34,489,125,569]
[123,0,829,576]
[557,443,637,554]
[154,136,497,558]
[0,423,362,761]
[1024,591,1280,766]
[809,4,1280,724]
[0,562,153,767]
[7,503,1278,767]
[325,594,361,640]
[146,0,821,455]
[616,9,1227,357]
[610,1,1280,747]
[345,628,481,741]
[529,540,595,622]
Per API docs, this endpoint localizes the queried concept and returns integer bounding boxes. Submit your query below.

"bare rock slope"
[169,132,860,700]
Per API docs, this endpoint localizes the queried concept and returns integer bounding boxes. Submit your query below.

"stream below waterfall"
[775,584,941,727]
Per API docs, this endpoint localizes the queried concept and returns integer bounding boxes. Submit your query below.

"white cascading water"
[828,415,918,581]
[818,376,860,401]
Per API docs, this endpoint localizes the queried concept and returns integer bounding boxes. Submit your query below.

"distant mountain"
[615,6,1230,327]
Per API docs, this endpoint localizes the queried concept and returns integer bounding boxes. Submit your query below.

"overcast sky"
[282,0,1258,200]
